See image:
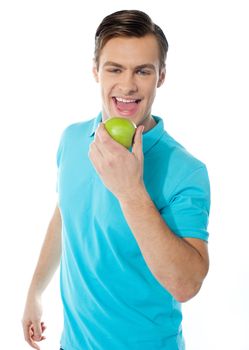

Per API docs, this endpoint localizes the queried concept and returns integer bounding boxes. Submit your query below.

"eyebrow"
[103,61,156,71]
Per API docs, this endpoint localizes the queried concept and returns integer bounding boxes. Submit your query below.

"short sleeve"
[160,166,211,241]
[55,129,66,193]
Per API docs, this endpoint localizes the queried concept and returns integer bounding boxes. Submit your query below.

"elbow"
[173,282,202,303]
[157,262,209,303]
[174,265,209,303]
[160,277,205,303]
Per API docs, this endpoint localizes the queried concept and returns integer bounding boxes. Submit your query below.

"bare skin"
[22,205,61,349]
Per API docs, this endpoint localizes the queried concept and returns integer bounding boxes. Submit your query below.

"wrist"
[118,182,151,207]
[27,283,43,299]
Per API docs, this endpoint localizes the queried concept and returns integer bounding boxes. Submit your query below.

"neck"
[141,115,156,132]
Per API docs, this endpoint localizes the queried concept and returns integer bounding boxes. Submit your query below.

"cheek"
[100,78,113,96]
[145,86,157,101]
[100,83,108,99]
[144,90,157,108]
[142,79,158,95]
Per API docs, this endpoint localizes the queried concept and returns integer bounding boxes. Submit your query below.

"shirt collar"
[89,112,102,137]
[89,113,165,154]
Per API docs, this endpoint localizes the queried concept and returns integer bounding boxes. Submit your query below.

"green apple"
[104,117,137,149]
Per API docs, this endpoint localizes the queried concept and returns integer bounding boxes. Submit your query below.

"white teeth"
[115,97,137,103]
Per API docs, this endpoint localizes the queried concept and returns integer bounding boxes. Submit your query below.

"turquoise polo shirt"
[56,113,210,350]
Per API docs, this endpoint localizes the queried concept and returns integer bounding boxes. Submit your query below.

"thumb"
[132,125,144,157]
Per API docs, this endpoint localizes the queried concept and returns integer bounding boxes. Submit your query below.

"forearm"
[119,185,208,302]
[28,206,62,297]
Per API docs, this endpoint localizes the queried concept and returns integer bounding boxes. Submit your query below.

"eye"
[107,68,122,74]
[136,69,151,76]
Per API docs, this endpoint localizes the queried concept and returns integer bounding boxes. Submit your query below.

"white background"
[0,0,248,349]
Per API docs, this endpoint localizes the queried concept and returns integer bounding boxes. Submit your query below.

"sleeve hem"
[174,230,209,242]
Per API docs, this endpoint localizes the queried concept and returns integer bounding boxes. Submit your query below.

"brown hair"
[94,10,169,71]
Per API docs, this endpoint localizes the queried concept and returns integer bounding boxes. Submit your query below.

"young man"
[22,10,210,350]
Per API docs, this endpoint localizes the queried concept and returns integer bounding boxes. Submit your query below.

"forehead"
[99,35,160,67]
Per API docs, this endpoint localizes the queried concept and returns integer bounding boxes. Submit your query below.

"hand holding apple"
[89,121,144,201]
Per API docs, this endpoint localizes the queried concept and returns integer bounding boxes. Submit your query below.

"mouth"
[112,97,142,116]
[113,97,141,104]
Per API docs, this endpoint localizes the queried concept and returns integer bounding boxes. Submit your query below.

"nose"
[117,71,138,95]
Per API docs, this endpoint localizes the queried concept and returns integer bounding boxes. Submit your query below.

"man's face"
[93,35,165,130]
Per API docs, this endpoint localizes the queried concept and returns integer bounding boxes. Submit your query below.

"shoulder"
[60,117,95,141]
[56,117,95,166]
[157,127,206,172]
[155,127,209,199]
[151,115,205,170]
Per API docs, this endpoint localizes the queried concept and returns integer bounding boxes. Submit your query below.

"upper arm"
[49,204,62,235]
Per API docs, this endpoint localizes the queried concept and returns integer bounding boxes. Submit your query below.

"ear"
[157,68,166,88]
[92,59,99,83]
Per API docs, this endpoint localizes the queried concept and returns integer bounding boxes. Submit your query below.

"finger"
[96,123,126,154]
[30,339,40,350]
[23,321,34,346]
[92,134,105,158]
[24,324,40,350]
[89,142,104,175]
[132,125,144,159]
[41,322,46,331]
[32,321,42,341]
[31,323,46,342]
